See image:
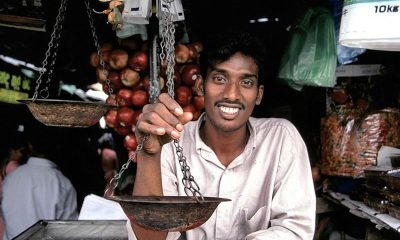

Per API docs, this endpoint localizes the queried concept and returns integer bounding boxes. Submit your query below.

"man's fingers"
[137,112,182,139]
[136,93,195,148]
[158,93,184,117]
[136,121,165,136]
[144,101,190,133]
[158,93,195,125]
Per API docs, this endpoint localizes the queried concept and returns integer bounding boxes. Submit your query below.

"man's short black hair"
[199,31,266,86]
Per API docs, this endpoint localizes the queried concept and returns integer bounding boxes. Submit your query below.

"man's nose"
[223,81,240,100]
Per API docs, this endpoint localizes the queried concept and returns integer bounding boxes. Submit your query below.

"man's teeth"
[219,106,239,114]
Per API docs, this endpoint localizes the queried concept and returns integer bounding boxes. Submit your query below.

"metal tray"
[106,195,230,232]
[14,220,128,240]
[18,99,110,128]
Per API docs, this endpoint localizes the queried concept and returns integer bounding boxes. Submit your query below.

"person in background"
[0,125,31,239]
[97,132,119,197]
[1,125,31,178]
[131,32,316,239]
[1,126,78,240]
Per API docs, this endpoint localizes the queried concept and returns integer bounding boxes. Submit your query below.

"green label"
[0,88,29,104]
[0,70,31,92]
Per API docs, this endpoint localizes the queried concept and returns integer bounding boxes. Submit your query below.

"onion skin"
[131,89,150,107]
[124,133,138,151]
[116,89,133,107]
[96,66,108,84]
[115,125,132,136]
[120,68,140,88]
[89,52,100,68]
[187,43,199,60]
[107,71,124,92]
[128,50,148,72]
[175,85,192,107]
[174,44,190,64]
[105,109,118,128]
[109,49,129,70]
[181,64,200,86]
[117,107,135,127]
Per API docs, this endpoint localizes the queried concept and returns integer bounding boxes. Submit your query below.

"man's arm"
[130,93,192,240]
[130,151,167,240]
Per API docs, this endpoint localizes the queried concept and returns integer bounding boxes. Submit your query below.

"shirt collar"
[247,118,257,150]
[194,113,257,167]
[194,112,207,152]
[27,157,58,169]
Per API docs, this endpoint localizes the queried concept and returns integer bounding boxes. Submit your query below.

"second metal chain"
[160,0,203,199]
[85,0,113,97]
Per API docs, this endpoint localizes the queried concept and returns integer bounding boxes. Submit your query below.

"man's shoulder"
[250,117,295,129]
[250,117,303,143]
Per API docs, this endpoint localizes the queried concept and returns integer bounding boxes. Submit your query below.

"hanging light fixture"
[339,0,400,51]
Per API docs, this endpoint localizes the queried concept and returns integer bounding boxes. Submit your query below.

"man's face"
[195,52,264,132]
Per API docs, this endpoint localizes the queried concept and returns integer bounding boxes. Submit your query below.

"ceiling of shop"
[0,0,306,83]
[1,0,400,90]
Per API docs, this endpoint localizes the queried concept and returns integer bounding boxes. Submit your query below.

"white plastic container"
[339,0,400,51]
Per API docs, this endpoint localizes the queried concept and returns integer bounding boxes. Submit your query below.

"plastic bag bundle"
[321,108,400,177]
[328,0,366,65]
[278,7,337,91]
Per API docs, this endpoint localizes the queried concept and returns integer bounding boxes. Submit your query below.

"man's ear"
[194,75,204,96]
[256,85,264,105]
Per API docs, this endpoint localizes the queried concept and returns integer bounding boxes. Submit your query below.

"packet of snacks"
[321,108,400,177]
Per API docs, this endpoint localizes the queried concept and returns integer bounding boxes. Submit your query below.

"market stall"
[1,0,400,239]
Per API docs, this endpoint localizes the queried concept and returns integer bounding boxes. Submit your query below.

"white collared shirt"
[2,157,78,239]
[161,114,316,240]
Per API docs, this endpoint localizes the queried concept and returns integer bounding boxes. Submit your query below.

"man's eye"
[213,76,225,83]
[241,79,255,87]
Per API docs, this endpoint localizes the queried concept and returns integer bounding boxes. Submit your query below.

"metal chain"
[160,6,176,98]
[105,135,149,196]
[159,13,167,67]
[34,0,69,100]
[173,140,202,197]
[160,0,203,199]
[85,0,113,97]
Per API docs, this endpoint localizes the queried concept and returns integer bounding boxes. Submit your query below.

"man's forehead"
[207,54,259,75]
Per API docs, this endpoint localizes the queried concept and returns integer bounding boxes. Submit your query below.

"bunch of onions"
[89,38,205,154]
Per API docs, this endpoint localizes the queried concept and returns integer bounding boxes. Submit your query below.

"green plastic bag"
[278,7,337,91]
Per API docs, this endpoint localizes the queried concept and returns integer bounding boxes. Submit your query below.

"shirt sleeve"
[246,124,316,240]
[160,143,180,196]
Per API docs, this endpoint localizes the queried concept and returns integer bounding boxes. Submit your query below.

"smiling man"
[131,32,316,240]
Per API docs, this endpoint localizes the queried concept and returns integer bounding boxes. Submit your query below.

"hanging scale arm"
[33,0,69,100]
[106,0,203,200]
